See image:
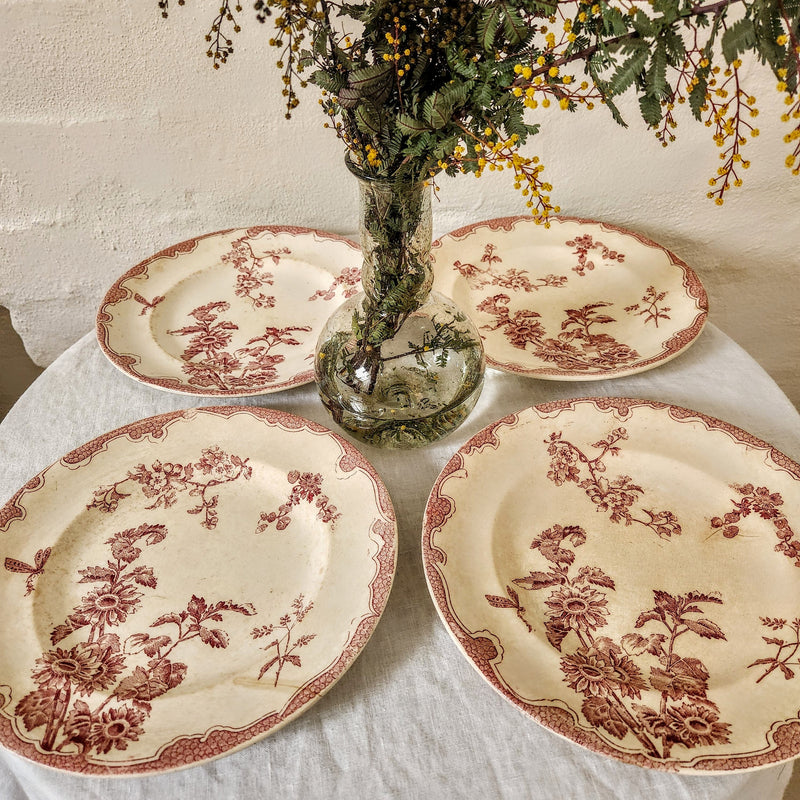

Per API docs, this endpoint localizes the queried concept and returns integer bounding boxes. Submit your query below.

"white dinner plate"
[431,216,708,379]
[0,406,396,775]
[97,226,361,396]
[423,397,800,772]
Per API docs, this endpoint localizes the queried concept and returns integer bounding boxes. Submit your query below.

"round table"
[0,325,797,800]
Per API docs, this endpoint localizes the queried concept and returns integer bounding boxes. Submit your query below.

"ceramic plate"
[423,397,800,773]
[0,407,396,775]
[431,217,708,380]
[97,226,361,396]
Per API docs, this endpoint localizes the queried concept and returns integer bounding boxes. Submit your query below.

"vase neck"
[352,172,433,310]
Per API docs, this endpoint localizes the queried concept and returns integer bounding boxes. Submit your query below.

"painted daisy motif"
[30,643,125,695]
[14,522,256,757]
[665,702,732,748]
[87,705,147,755]
[560,647,620,697]
[545,586,610,633]
[75,583,143,630]
[487,521,729,759]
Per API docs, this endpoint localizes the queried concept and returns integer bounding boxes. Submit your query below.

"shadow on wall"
[1,306,43,421]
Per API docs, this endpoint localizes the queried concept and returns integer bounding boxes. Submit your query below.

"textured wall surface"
[1,1,798,407]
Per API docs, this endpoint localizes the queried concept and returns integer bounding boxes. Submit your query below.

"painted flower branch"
[251,594,316,686]
[88,445,252,531]
[545,427,682,537]
[710,481,800,567]
[748,616,800,682]
[255,470,340,532]
[15,523,257,757]
[162,0,799,215]
[486,522,731,761]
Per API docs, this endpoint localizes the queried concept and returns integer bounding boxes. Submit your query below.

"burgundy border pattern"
[431,216,709,380]
[96,226,360,397]
[0,406,397,775]
[422,396,800,773]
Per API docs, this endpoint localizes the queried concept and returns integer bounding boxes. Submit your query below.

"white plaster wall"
[1,1,799,407]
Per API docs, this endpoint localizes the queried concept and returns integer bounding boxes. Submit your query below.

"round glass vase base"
[317,378,484,449]
[315,293,485,449]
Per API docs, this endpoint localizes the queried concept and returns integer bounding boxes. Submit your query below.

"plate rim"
[0,405,397,776]
[96,225,360,397]
[431,215,709,380]
[422,395,800,774]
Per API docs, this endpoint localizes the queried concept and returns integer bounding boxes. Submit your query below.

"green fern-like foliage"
[162,0,800,212]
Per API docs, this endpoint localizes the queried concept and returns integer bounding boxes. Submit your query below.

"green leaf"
[587,57,628,127]
[752,0,794,88]
[385,128,405,160]
[396,113,430,137]
[608,43,649,96]
[688,72,708,121]
[638,93,663,126]
[409,49,431,88]
[347,63,393,93]
[665,28,686,62]
[504,109,532,140]
[423,90,453,129]
[500,2,528,45]
[602,7,629,36]
[477,4,502,52]
[297,50,314,70]
[310,69,346,94]
[440,79,472,109]
[646,42,669,99]
[446,44,479,79]
[341,1,380,23]
[337,87,361,109]
[432,134,460,161]
[721,17,757,64]
[631,10,657,37]
[313,27,329,58]
[354,103,384,137]
[652,0,679,23]
[471,81,494,109]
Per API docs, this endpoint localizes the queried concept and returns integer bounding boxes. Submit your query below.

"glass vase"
[314,161,485,448]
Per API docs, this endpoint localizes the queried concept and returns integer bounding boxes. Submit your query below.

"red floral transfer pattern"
[167,302,312,392]
[88,446,252,531]
[14,522,256,757]
[431,218,710,381]
[423,399,800,772]
[486,523,731,760]
[710,483,800,567]
[749,617,800,683]
[219,235,286,309]
[450,241,662,372]
[453,243,568,293]
[255,471,341,533]
[251,594,316,686]
[565,234,625,277]
[0,406,399,774]
[477,296,641,372]
[625,286,671,327]
[545,427,681,538]
[309,266,361,301]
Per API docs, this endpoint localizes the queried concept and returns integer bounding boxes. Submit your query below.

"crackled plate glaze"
[97,226,361,396]
[431,217,708,380]
[423,398,800,773]
[0,407,396,775]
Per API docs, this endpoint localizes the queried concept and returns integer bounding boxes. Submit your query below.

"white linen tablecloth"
[0,324,797,800]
